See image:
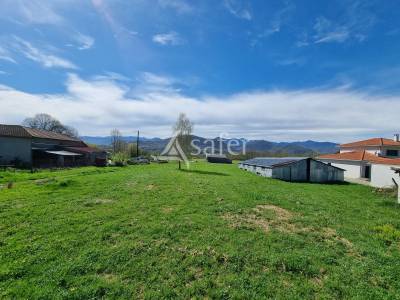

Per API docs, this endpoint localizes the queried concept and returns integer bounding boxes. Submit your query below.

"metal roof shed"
[239,157,344,183]
[206,154,232,164]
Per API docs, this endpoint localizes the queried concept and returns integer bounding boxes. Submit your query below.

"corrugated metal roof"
[45,150,82,156]
[239,157,306,168]
[66,147,105,154]
[0,124,31,138]
[0,124,81,142]
[24,127,80,141]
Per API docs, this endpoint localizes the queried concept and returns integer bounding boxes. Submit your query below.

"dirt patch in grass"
[146,184,156,190]
[84,198,114,206]
[254,205,293,220]
[35,178,56,185]
[223,204,296,233]
[126,181,137,187]
[322,227,354,249]
[162,207,174,214]
[223,204,357,255]
[98,273,120,283]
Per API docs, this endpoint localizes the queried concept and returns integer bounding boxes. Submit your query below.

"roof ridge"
[21,126,32,138]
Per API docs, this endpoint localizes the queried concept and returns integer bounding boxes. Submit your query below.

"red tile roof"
[0,124,81,142]
[318,151,400,166]
[340,138,400,148]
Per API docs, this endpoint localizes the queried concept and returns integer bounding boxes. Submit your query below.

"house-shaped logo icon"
[159,132,189,167]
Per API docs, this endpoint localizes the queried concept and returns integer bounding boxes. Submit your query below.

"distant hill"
[81,135,338,155]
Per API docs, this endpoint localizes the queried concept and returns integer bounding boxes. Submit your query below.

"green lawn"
[1,162,400,299]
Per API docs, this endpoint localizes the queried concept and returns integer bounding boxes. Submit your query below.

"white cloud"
[152,32,184,46]
[0,46,16,63]
[315,31,350,44]
[250,2,295,47]
[224,0,252,20]
[0,0,64,25]
[11,37,77,69]
[131,72,182,95]
[301,2,376,47]
[73,32,95,50]
[0,73,399,142]
[313,17,350,44]
[158,0,193,14]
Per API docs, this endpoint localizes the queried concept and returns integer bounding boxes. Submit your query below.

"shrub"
[111,152,129,167]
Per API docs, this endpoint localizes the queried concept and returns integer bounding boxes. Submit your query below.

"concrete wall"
[0,136,32,165]
[370,164,398,188]
[239,164,272,177]
[257,166,272,177]
[321,160,362,179]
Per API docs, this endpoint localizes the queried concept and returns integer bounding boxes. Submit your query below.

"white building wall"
[261,168,272,177]
[370,164,398,188]
[323,161,362,179]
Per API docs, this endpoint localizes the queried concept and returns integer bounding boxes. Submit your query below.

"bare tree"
[22,113,79,138]
[173,113,194,157]
[110,129,126,153]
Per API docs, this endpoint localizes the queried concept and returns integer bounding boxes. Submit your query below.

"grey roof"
[239,157,307,168]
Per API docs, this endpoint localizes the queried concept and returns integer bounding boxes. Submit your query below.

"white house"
[318,135,400,188]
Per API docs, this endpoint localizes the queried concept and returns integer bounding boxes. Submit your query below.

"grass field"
[1,162,400,299]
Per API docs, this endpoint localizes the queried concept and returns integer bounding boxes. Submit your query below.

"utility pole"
[137,130,140,158]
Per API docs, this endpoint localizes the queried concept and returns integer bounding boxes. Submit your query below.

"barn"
[0,124,107,168]
[206,154,232,164]
[238,157,344,183]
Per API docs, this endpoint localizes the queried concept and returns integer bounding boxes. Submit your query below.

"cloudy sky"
[0,0,399,142]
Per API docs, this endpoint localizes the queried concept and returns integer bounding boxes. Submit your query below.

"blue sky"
[0,0,399,142]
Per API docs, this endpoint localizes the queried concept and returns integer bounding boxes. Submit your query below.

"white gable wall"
[321,160,362,179]
[370,164,398,188]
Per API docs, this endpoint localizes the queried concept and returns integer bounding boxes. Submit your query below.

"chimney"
[394,134,400,142]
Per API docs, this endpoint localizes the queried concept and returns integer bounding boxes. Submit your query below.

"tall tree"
[173,113,194,157]
[22,113,78,137]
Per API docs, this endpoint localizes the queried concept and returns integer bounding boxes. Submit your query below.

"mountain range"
[81,135,339,155]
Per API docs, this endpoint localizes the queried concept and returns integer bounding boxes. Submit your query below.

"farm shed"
[206,154,232,164]
[239,157,344,183]
[0,124,107,168]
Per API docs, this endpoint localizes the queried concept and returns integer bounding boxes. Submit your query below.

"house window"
[386,150,399,156]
